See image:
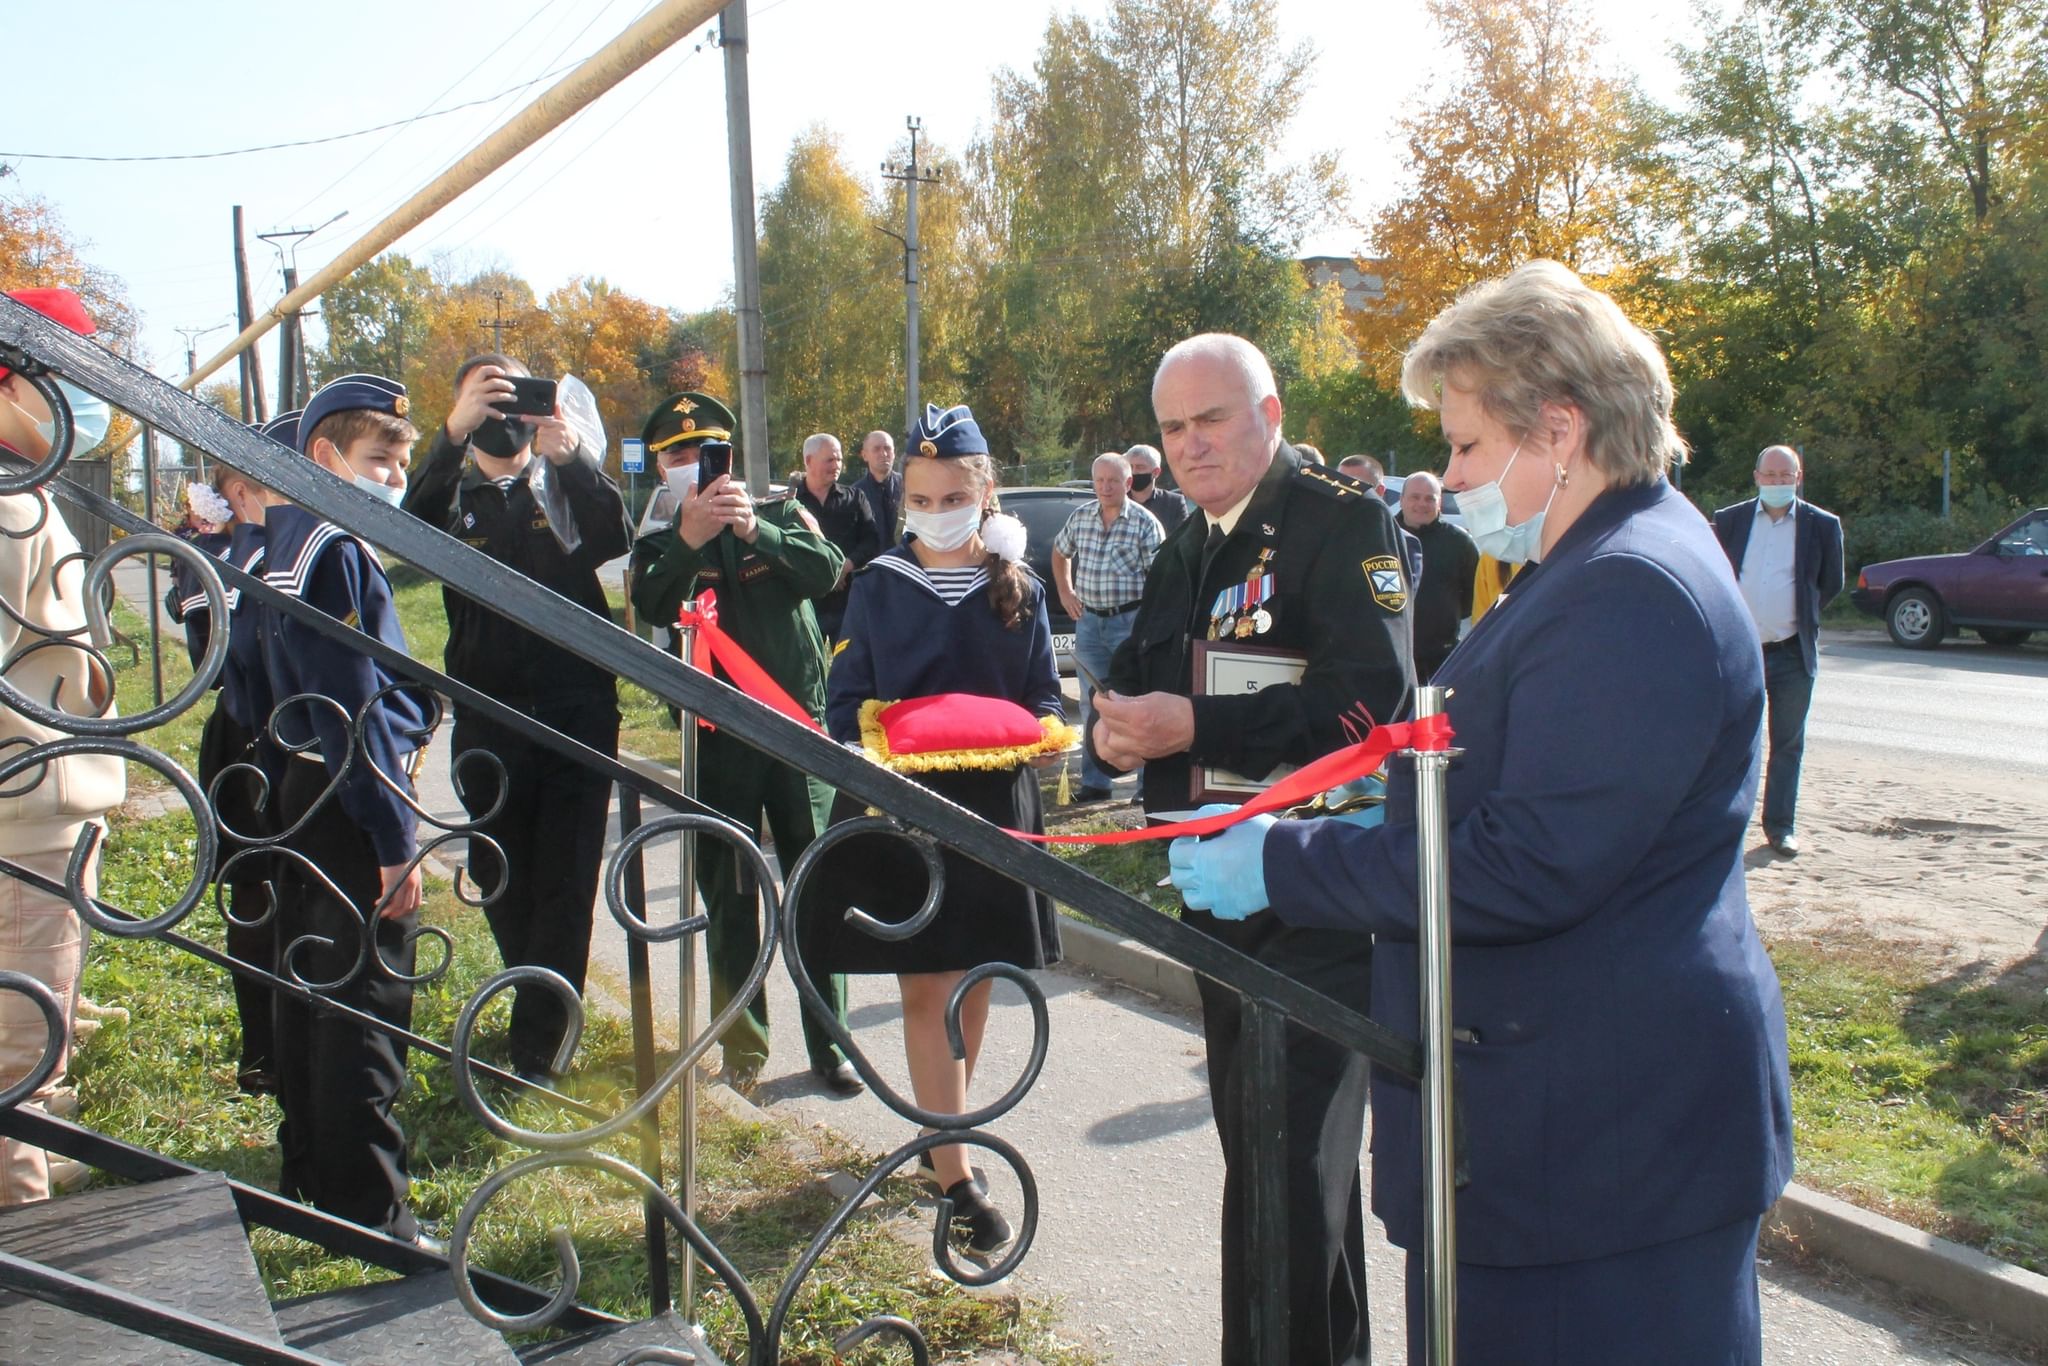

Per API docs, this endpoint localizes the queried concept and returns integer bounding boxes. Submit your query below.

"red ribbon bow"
[675,590,823,733]
[1011,712,1454,845]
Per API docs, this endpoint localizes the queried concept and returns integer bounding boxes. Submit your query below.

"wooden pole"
[180,0,728,391]
[232,206,267,423]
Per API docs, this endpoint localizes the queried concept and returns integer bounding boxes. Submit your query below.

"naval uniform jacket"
[166,522,273,736]
[1263,478,1796,1266]
[629,496,844,719]
[1096,444,1415,815]
[258,505,432,867]
[403,432,630,708]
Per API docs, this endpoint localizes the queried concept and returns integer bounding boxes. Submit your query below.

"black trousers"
[272,760,418,1238]
[1189,910,1374,1366]
[197,704,276,1077]
[451,696,618,1075]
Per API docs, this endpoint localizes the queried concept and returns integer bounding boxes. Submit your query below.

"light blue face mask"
[353,474,405,509]
[31,380,112,454]
[1756,483,1798,509]
[1457,441,1558,565]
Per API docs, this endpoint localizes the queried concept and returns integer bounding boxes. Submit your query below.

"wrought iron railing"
[0,296,1455,1364]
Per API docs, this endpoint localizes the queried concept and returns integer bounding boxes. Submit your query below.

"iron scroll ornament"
[444,809,1050,1360]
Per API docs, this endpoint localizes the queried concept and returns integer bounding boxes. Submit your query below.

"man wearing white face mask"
[628,391,860,1096]
[1712,446,1843,857]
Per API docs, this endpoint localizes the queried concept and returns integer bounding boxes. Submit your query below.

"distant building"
[1300,256,1387,313]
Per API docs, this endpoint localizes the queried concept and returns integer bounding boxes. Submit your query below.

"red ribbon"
[675,590,824,733]
[1012,712,1454,845]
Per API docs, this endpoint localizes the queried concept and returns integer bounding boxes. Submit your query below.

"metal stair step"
[273,1273,520,1364]
[517,1310,722,1364]
[0,1170,285,1363]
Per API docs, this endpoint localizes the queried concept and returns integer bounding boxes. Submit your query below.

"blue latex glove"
[1168,804,1276,920]
[1325,775,1387,829]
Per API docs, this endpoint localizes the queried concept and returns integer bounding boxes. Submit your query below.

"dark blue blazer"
[1263,479,1794,1267]
[1711,497,1845,675]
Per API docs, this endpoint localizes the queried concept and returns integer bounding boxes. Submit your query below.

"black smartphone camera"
[498,375,557,417]
[695,440,733,485]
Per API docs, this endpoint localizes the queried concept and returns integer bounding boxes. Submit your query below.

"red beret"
[2,287,98,383]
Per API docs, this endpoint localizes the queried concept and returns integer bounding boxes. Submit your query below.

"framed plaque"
[1189,640,1307,805]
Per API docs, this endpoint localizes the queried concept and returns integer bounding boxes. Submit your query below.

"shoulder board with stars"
[1294,463,1368,501]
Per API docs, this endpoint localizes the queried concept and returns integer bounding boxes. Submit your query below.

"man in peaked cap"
[630,391,860,1096]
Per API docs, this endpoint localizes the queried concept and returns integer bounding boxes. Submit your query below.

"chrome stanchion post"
[1407,683,1460,1365]
[675,601,702,1319]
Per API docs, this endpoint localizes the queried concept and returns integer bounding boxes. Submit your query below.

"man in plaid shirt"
[1053,452,1164,800]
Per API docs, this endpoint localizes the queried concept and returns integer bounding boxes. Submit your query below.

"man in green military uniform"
[630,391,860,1096]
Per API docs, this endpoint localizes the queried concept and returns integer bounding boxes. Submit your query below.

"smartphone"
[695,440,733,485]
[498,375,557,417]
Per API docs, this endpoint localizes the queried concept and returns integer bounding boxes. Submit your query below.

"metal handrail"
[0,303,1462,1363]
[0,300,1426,1080]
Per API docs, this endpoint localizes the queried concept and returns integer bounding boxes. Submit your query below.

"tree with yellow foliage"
[1355,0,1662,384]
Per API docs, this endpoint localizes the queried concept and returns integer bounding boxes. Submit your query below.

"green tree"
[316,253,434,390]
[757,126,898,458]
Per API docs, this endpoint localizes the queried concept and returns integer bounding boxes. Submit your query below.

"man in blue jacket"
[1713,445,1844,856]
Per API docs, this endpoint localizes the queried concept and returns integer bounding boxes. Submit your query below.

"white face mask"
[31,380,112,454]
[353,473,405,508]
[664,463,701,503]
[904,502,983,552]
[1458,441,1557,565]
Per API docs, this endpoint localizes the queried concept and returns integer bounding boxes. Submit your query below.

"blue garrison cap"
[907,402,987,459]
[258,408,303,452]
[297,373,410,455]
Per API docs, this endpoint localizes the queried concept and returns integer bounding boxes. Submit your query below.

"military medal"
[1253,608,1272,633]
[1233,614,1256,639]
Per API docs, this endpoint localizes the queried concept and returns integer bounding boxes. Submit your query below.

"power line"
[0,65,583,164]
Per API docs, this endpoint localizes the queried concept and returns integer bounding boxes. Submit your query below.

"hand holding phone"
[497,375,558,417]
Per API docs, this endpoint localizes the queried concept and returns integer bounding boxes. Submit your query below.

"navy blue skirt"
[1404,1216,1763,1365]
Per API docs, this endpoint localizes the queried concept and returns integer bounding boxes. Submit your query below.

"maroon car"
[1851,507,2048,648]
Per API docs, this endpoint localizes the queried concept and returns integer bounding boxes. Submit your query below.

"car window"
[1996,514,2048,556]
[1002,493,1089,561]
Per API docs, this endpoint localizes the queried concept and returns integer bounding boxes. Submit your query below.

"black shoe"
[236,1066,278,1097]
[813,1060,865,1096]
[514,1066,560,1091]
[719,1061,764,1096]
[406,1228,447,1259]
[1768,831,1801,857]
[1075,785,1112,802]
[943,1178,1012,1253]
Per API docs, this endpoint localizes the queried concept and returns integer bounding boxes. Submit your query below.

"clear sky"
[2,0,1699,385]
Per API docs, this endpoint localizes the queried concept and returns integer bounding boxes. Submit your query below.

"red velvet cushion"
[878,693,1042,754]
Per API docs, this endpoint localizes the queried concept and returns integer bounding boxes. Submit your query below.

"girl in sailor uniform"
[808,403,1064,1254]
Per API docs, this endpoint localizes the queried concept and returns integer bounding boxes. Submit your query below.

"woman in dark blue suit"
[1171,260,1794,1364]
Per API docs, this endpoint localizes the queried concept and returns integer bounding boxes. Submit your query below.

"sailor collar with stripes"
[262,510,382,600]
[867,545,989,606]
[181,525,266,616]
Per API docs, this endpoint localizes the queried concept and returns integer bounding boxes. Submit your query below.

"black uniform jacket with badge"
[629,494,844,719]
[259,505,433,868]
[1097,443,1415,814]
[165,529,232,672]
[403,430,630,707]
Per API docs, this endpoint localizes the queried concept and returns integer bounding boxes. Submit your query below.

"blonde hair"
[1400,260,1687,485]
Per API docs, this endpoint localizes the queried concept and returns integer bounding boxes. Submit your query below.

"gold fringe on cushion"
[858,698,1081,775]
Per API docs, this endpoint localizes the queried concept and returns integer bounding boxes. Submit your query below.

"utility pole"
[721,1,771,490]
[478,290,521,353]
[259,214,343,411]
[232,206,268,423]
[882,116,942,437]
[174,323,230,392]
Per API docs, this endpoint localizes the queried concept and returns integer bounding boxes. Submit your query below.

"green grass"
[75,809,1095,1362]
[1772,937,2048,1271]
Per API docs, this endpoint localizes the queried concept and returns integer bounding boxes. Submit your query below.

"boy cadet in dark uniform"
[258,374,437,1245]
[629,391,859,1095]
[1091,334,1414,1366]
[164,411,301,1095]
[403,354,630,1085]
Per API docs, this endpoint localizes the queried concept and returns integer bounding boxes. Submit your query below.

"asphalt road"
[1808,627,2048,776]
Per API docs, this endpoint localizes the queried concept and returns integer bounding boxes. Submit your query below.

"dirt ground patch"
[1745,738,2048,985]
